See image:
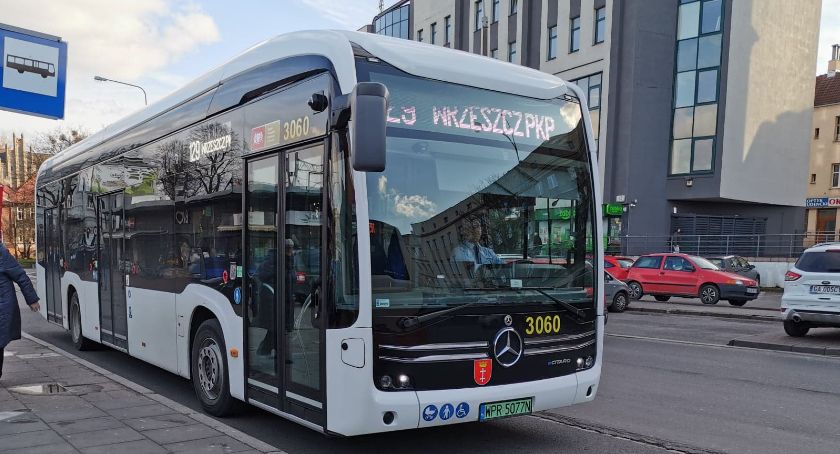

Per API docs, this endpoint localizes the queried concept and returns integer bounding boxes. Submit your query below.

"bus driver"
[451,215,502,269]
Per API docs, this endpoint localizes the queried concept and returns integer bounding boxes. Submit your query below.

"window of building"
[570,73,603,150]
[835,116,840,141]
[510,0,518,15]
[670,0,723,176]
[508,41,517,62]
[811,173,817,184]
[833,164,840,187]
[374,4,410,39]
[492,0,500,22]
[490,48,499,59]
[431,23,437,44]
[475,1,484,31]
[815,127,820,139]
[594,7,606,44]
[417,29,423,42]
[445,15,452,44]
[570,17,581,52]
[547,25,557,60]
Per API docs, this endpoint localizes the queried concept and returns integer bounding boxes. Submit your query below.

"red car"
[604,256,635,280]
[625,253,759,306]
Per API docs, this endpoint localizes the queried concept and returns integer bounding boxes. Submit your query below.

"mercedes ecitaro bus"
[34,30,603,435]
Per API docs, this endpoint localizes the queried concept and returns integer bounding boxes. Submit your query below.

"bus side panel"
[127,287,178,374]
[35,264,48,321]
[176,284,245,401]
[58,272,76,330]
[325,327,420,436]
[64,273,100,343]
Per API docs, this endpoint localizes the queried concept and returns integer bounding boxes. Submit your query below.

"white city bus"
[34,30,603,435]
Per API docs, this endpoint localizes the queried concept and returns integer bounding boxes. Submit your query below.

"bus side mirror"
[350,82,389,172]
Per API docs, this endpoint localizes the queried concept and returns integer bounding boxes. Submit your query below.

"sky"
[0,0,838,140]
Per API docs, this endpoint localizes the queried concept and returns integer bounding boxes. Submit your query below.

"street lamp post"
[93,75,148,106]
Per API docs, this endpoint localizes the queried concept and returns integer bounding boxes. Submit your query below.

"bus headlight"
[397,374,411,388]
[576,357,584,368]
[379,375,393,389]
[585,356,594,368]
[379,374,413,390]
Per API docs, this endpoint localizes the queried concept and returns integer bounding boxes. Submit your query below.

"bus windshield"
[362,68,596,315]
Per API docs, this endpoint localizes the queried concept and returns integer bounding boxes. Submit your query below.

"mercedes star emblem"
[492,327,523,368]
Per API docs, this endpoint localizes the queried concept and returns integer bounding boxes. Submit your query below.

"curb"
[727,337,840,357]
[22,332,285,454]
[625,306,778,322]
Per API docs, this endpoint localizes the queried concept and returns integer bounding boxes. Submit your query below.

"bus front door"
[244,145,324,425]
[97,192,129,351]
[44,207,63,324]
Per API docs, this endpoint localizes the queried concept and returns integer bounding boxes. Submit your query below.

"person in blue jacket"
[0,244,40,379]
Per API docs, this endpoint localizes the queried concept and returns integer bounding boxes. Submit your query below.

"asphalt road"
[554,313,840,454]
[17,296,840,454]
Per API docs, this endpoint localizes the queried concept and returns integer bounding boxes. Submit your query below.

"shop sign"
[603,203,624,217]
[806,197,840,208]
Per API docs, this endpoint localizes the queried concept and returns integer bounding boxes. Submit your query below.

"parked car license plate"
[479,397,533,421]
[746,287,758,294]
[810,285,840,295]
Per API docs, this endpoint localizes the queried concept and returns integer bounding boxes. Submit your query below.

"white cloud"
[394,194,437,219]
[301,0,381,29]
[818,0,840,74]
[1,0,219,80]
[0,0,219,137]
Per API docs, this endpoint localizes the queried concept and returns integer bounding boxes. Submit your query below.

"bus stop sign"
[0,24,67,119]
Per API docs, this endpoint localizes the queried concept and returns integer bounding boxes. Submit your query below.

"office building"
[367,0,820,251]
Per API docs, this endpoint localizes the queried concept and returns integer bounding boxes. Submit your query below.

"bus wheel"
[191,319,235,417]
[69,292,95,351]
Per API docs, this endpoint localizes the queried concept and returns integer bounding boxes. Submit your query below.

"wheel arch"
[700,282,720,291]
[66,284,78,306]
[188,305,220,379]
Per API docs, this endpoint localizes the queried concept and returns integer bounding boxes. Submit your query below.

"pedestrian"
[0,243,40,380]
[671,228,682,253]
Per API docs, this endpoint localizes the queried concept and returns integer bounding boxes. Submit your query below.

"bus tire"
[69,291,96,351]
[191,319,235,417]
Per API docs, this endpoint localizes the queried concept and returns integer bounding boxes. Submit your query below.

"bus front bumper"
[413,365,600,429]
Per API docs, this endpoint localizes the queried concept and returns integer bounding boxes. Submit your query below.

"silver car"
[605,271,631,313]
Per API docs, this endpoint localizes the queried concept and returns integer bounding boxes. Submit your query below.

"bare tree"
[33,126,89,155]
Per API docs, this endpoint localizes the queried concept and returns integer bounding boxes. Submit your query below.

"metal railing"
[605,232,839,261]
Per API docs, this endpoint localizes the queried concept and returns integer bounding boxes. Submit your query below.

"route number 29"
[283,116,310,141]
[524,315,561,336]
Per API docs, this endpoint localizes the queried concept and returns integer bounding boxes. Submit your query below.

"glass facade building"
[374,2,411,39]
[669,0,723,175]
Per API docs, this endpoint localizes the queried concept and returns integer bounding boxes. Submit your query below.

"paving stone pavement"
[0,336,283,454]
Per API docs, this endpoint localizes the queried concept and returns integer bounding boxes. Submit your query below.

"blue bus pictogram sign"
[0,23,67,119]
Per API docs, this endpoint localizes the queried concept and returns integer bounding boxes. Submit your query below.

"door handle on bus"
[310,287,321,329]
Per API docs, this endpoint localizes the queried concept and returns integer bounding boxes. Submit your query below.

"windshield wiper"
[397,299,490,331]
[526,287,588,322]
[464,286,587,322]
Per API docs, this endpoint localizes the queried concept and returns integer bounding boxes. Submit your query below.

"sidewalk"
[0,336,282,454]
[625,293,781,322]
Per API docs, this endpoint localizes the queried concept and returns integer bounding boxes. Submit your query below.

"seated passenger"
[451,215,502,269]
